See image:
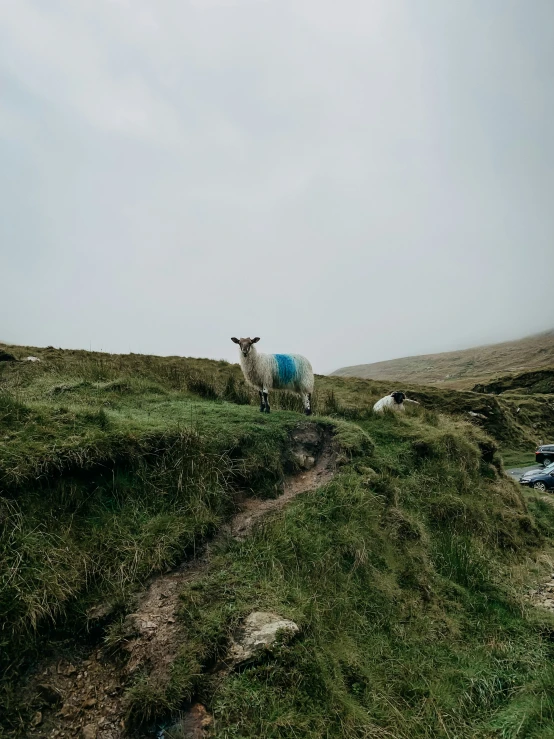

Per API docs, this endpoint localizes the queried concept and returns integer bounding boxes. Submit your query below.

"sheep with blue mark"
[231,337,314,415]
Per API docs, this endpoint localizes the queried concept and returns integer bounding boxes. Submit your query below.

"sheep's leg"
[263,388,270,414]
[258,390,265,413]
[303,393,312,416]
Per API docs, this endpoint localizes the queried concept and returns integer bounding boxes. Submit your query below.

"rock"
[81,725,97,739]
[82,697,97,708]
[292,452,315,470]
[57,703,78,719]
[170,704,213,739]
[31,711,43,727]
[87,602,115,622]
[25,356,41,362]
[228,611,299,665]
[292,452,307,468]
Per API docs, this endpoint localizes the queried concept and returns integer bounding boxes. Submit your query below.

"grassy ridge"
[168,412,554,739]
[314,374,554,452]
[2,344,554,737]
[2,342,552,450]
[0,346,370,734]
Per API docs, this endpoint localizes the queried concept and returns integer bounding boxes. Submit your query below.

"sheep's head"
[391,391,406,404]
[231,336,260,357]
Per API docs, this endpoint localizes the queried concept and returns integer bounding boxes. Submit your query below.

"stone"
[170,704,213,739]
[81,725,97,739]
[82,697,97,709]
[292,452,315,470]
[31,711,43,727]
[57,703,78,719]
[228,611,299,665]
[87,603,114,622]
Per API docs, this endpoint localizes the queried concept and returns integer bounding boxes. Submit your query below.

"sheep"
[373,391,420,414]
[231,336,314,415]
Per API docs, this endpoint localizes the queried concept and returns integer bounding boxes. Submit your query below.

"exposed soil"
[25,424,336,739]
[528,571,554,613]
[525,498,554,613]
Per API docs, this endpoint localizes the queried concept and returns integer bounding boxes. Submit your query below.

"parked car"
[520,462,554,483]
[535,444,554,466]
[519,467,554,492]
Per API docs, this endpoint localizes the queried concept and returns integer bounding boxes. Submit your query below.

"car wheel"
[543,457,552,467]
[533,481,547,492]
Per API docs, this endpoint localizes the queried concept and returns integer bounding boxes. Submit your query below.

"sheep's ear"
[252,337,260,343]
[231,337,240,344]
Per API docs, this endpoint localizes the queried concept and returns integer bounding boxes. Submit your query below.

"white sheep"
[231,336,314,415]
[373,391,420,414]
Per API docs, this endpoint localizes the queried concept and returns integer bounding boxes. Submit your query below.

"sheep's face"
[391,391,406,404]
[231,336,260,357]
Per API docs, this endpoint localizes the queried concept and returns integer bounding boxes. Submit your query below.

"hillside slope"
[331,329,554,387]
[2,343,554,738]
[473,367,554,396]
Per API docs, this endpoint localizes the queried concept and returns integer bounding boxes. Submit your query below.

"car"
[520,462,554,483]
[519,467,554,492]
[535,444,554,466]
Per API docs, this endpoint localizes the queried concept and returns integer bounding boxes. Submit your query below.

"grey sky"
[1,0,553,374]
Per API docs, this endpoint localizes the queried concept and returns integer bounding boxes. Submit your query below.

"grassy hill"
[332,329,554,388]
[2,342,554,738]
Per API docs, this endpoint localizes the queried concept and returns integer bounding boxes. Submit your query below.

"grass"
[2,343,554,737]
[164,414,554,739]
[501,449,538,469]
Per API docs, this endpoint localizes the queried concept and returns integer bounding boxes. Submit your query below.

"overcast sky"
[1,0,553,373]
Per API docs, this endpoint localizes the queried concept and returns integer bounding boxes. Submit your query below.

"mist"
[1,0,553,373]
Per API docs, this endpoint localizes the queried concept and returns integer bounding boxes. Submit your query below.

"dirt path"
[27,425,335,739]
[524,497,554,613]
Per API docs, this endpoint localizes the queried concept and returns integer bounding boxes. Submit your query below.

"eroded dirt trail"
[28,425,336,739]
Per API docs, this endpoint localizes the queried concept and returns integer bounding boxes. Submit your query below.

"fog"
[1,0,553,373]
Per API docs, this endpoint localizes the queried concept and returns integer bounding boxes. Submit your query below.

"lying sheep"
[231,336,314,415]
[373,391,420,414]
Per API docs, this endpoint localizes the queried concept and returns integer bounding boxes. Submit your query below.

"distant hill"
[331,329,554,387]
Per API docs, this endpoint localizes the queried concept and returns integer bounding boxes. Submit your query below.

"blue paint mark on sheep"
[274,354,297,385]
